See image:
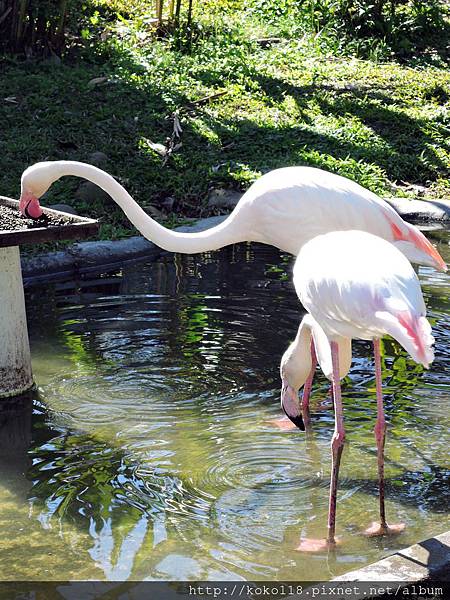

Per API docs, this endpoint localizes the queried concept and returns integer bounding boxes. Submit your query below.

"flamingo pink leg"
[301,338,317,413]
[297,340,345,551]
[365,339,405,537]
[327,340,345,545]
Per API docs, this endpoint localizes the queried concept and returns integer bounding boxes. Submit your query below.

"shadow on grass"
[1,37,449,235]
[206,69,449,183]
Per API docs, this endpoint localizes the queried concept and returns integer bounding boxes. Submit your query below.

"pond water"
[0,230,449,581]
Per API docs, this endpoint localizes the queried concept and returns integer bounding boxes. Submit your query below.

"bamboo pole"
[16,0,28,50]
[156,0,163,26]
[175,0,182,23]
[187,0,193,29]
[186,0,193,48]
[55,0,68,51]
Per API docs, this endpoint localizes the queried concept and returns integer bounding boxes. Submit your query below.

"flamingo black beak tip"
[283,408,305,432]
[281,383,305,431]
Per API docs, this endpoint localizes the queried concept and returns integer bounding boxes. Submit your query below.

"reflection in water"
[0,233,448,581]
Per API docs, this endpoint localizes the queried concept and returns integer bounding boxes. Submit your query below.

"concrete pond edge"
[21,196,450,284]
[332,529,450,586]
[21,216,227,284]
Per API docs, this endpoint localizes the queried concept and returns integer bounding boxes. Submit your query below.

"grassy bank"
[1,4,449,241]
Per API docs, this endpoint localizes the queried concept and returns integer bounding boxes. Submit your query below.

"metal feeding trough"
[0,196,98,398]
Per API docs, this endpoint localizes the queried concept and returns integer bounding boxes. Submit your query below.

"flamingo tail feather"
[375,311,434,368]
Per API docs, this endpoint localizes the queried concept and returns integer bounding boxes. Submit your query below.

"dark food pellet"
[1,205,76,231]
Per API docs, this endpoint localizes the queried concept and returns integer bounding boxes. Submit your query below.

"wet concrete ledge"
[333,530,450,583]
[21,195,450,284]
[21,216,227,284]
[385,197,450,223]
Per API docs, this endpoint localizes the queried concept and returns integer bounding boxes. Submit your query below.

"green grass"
[1,8,449,242]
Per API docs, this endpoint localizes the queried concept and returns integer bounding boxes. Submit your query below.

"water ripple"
[17,235,450,581]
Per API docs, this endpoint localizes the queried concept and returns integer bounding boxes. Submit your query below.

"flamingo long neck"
[283,318,315,390]
[288,314,352,382]
[50,161,247,253]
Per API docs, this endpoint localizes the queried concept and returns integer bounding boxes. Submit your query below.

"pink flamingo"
[280,230,436,552]
[19,162,446,271]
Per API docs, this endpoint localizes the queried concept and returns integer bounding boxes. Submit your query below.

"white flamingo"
[280,230,435,552]
[19,161,446,271]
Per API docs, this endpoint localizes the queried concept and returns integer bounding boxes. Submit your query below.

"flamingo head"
[280,343,309,431]
[390,220,447,272]
[280,378,305,431]
[19,162,59,220]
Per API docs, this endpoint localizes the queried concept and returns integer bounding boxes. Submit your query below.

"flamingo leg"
[300,337,317,431]
[301,338,317,413]
[327,340,345,545]
[365,339,405,537]
[374,338,387,530]
[297,340,344,552]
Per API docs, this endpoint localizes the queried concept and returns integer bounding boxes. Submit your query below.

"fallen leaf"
[144,139,168,156]
[88,76,108,88]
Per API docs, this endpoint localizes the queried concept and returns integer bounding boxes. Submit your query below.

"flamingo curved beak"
[409,228,447,272]
[19,192,43,220]
[281,380,305,431]
[391,222,447,272]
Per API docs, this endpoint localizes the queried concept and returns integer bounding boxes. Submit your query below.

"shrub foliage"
[0,0,72,54]
[0,0,448,58]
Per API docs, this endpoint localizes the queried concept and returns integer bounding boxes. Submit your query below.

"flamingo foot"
[296,537,341,552]
[364,522,406,537]
[266,416,298,431]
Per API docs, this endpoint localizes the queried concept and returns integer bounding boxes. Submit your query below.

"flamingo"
[19,161,446,271]
[280,230,435,552]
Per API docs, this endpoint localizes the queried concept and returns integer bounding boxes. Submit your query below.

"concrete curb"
[384,197,450,223]
[333,530,450,582]
[21,216,227,284]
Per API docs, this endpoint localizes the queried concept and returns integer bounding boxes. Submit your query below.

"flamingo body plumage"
[294,231,434,367]
[19,161,446,271]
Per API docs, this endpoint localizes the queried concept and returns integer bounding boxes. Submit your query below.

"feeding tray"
[0,196,99,399]
[0,196,98,247]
